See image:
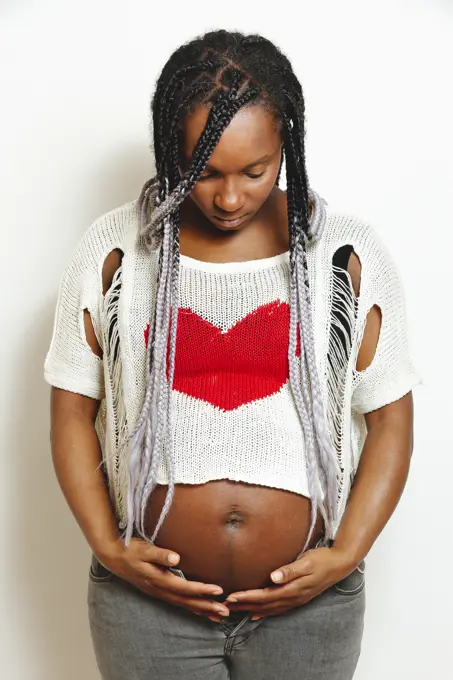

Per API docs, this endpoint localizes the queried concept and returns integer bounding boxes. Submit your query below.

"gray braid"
[124,87,264,544]
[120,32,341,555]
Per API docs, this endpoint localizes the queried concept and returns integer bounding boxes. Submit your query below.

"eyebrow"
[190,153,274,172]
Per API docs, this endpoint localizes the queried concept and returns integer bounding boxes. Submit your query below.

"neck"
[178,187,292,262]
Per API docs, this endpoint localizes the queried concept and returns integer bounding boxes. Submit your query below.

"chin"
[212,222,246,232]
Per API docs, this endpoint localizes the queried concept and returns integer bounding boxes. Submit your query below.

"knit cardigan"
[44,198,421,536]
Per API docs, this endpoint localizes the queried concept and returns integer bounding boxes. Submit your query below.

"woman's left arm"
[226,393,415,615]
[332,253,415,571]
[332,392,414,571]
[225,390,415,616]
[225,247,419,614]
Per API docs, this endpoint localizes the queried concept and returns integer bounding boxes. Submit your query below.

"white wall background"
[1,1,451,678]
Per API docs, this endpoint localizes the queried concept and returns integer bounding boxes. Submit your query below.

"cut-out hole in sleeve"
[346,249,362,298]
[330,245,357,359]
[356,305,382,372]
[326,245,359,462]
[81,248,123,361]
[83,308,103,358]
[346,249,383,372]
[101,248,127,453]
[102,248,124,296]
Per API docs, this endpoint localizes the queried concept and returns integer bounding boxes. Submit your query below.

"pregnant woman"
[44,29,420,680]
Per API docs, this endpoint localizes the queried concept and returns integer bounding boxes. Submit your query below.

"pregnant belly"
[144,480,325,596]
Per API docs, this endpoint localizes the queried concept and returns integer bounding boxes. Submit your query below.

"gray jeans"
[87,538,366,679]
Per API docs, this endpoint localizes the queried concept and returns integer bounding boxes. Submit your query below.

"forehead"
[182,104,281,169]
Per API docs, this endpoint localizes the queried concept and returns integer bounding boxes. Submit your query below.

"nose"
[214,178,245,214]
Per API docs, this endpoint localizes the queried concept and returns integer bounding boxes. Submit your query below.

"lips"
[213,214,248,226]
[214,215,246,221]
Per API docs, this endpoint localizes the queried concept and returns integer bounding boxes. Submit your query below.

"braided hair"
[124,30,341,554]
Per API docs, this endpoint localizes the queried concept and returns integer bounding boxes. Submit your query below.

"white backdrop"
[1,1,452,678]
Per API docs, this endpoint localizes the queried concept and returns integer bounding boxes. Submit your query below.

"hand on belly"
[145,480,325,595]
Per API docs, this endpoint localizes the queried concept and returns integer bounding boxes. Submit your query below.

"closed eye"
[245,171,266,179]
[198,170,267,181]
[199,172,218,181]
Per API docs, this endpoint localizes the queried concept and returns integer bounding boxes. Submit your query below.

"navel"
[224,510,246,528]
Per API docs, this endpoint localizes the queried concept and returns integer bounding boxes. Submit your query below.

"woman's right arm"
[50,386,229,618]
[48,305,182,574]
[50,386,121,563]
[50,385,229,608]
[45,224,229,618]
[48,286,229,619]
[49,297,123,563]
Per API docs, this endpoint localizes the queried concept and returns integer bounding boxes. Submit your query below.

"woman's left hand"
[224,546,355,620]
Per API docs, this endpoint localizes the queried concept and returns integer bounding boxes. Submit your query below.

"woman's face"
[180,104,283,232]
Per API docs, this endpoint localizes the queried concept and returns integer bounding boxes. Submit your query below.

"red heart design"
[144,301,300,411]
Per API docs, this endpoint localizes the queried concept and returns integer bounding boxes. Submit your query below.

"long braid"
[140,141,182,542]
[125,79,262,544]
[139,87,264,540]
[283,110,341,553]
[152,211,181,541]
[283,110,327,528]
[121,30,340,551]
[135,144,180,535]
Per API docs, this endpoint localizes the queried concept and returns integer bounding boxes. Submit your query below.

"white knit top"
[44,198,421,536]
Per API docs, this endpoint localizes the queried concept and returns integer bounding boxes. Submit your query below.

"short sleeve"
[351,235,421,415]
[44,226,105,400]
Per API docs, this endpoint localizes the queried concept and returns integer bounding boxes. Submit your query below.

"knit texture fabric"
[151,251,311,496]
[44,199,421,534]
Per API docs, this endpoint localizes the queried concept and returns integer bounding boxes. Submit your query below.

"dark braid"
[123,30,340,553]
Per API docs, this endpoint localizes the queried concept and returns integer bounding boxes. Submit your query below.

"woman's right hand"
[97,538,230,621]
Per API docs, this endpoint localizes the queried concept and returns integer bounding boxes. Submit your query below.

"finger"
[225,584,293,604]
[187,599,230,618]
[243,588,320,617]
[163,592,230,619]
[151,569,225,598]
[270,555,313,585]
[138,543,182,568]
[230,596,302,616]
[227,599,286,613]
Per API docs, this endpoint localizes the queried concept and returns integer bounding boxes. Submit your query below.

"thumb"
[145,545,180,567]
[270,560,302,584]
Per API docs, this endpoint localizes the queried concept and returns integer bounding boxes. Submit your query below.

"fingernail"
[226,597,238,602]
[210,588,223,595]
[208,616,220,622]
[215,607,229,616]
[271,570,283,582]
[168,553,180,565]
[251,615,262,621]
